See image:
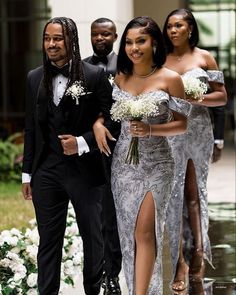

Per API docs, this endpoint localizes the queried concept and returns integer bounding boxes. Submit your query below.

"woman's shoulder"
[195,47,218,69]
[161,66,182,81]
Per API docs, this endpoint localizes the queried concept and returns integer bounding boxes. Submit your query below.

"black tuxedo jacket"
[83,51,117,77]
[22,61,116,186]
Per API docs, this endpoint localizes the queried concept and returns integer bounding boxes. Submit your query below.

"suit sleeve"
[82,68,120,152]
[22,72,35,174]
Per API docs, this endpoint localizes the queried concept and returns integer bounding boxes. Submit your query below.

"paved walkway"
[63,145,235,294]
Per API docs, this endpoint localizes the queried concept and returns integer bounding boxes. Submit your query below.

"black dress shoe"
[102,276,121,295]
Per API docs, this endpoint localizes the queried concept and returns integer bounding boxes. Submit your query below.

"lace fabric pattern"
[166,69,225,281]
[111,85,189,294]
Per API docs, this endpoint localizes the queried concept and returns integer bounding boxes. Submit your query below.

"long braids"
[42,17,87,98]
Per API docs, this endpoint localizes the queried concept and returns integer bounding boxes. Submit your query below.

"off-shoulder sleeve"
[207,70,224,84]
[169,96,192,117]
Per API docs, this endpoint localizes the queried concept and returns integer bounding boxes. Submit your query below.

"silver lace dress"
[111,84,190,295]
[166,69,225,280]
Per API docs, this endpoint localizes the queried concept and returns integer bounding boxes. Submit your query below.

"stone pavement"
[63,144,235,294]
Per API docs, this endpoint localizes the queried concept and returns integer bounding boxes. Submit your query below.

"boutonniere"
[65,81,91,105]
[108,74,115,85]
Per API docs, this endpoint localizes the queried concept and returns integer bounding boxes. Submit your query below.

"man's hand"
[22,183,32,200]
[212,144,222,163]
[58,134,78,155]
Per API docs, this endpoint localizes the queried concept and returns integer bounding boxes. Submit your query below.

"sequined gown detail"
[111,85,190,295]
[166,69,225,279]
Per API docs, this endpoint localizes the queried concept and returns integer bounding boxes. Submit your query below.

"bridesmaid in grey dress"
[94,16,190,295]
[162,9,227,292]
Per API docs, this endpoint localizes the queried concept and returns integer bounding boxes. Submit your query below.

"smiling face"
[91,22,117,57]
[166,14,192,47]
[44,22,70,67]
[125,28,154,65]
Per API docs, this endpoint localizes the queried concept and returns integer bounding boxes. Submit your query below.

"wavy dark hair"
[117,16,166,75]
[162,9,199,53]
[42,17,86,98]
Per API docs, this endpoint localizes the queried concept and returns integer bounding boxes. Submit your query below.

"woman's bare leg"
[184,159,205,280]
[134,192,156,295]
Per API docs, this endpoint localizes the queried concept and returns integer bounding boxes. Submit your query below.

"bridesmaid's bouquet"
[182,77,207,102]
[110,95,160,165]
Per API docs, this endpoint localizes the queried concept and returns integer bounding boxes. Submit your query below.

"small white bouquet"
[182,76,207,102]
[110,95,160,165]
[65,81,89,105]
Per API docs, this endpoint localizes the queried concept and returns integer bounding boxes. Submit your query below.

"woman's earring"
[153,46,157,55]
[189,32,192,39]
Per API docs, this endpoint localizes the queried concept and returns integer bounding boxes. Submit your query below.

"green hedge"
[0,133,23,182]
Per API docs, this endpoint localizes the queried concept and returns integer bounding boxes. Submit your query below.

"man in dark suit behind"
[22,17,117,295]
[84,18,122,295]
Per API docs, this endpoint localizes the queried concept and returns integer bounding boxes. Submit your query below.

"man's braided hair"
[42,17,86,98]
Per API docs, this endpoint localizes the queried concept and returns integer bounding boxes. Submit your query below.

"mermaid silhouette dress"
[166,69,225,280]
[111,84,190,295]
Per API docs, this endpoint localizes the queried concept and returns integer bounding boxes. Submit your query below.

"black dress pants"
[32,161,104,295]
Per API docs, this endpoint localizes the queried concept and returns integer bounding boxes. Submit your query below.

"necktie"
[50,64,70,77]
[92,55,108,65]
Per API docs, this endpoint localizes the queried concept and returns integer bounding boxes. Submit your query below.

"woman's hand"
[93,119,116,156]
[130,120,150,137]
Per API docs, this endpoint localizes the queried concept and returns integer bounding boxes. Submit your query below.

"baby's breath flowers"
[110,95,160,165]
[0,203,83,294]
[65,81,87,105]
[182,77,207,102]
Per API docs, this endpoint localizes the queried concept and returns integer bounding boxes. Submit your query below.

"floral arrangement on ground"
[0,203,83,295]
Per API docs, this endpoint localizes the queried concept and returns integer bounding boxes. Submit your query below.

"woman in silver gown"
[162,9,227,292]
[94,16,190,295]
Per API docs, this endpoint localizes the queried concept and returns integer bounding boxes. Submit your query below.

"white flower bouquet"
[182,76,207,102]
[110,95,160,165]
[65,81,88,105]
[0,203,83,295]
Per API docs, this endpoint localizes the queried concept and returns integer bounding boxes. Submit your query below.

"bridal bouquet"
[0,203,83,295]
[182,76,207,102]
[110,95,160,165]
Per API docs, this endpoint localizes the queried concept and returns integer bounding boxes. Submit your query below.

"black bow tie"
[92,55,108,65]
[50,64,70,77]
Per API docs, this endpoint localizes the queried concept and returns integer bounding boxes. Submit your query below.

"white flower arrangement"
[65,81,88,105]
[0,203,83,294]
[110,95,160,165]
[110,95,160,122]
[182,76,207,102]
[108,74,115,85]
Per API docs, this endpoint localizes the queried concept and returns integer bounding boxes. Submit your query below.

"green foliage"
[0,133,23,182]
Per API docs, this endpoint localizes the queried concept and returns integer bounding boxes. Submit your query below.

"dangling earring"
[153,46,157,55]
[189,32,192,39]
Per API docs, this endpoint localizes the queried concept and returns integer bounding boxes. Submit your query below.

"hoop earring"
[189,32,192,39]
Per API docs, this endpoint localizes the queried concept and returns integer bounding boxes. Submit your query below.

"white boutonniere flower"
[65,81,91,105]
[108,74,115,85]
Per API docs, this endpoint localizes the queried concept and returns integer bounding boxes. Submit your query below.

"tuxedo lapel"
[36,78,49,127]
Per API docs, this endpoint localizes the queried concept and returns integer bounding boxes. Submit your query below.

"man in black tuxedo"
[22,17,117,295]
[84,18,122,295]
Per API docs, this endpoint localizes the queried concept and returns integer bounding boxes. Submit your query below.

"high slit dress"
[111,84,190,295]
[166,69,225,281]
